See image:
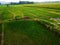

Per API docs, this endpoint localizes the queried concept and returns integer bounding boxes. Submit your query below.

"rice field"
[0,3,60,45]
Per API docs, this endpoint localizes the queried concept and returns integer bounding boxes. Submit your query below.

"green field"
[0,3,60,45]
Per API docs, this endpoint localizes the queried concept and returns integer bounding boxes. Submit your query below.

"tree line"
[10,1,34,5]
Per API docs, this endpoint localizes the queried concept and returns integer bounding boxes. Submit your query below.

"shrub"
[15,16,21,20]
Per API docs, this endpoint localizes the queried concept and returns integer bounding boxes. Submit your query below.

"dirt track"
[0,33,2,45]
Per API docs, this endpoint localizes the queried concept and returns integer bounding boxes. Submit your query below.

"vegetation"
[0,3,60,45]
[4,21,60,45]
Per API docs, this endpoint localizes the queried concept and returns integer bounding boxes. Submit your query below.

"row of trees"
[0,3,1,5]
[10,1,34,5]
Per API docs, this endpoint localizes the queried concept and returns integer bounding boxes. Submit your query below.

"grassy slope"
[4,20,60,45]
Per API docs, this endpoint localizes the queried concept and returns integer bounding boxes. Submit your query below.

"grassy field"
[0,3,60,45]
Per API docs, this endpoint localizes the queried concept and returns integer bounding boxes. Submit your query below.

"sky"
[0,0,60,2]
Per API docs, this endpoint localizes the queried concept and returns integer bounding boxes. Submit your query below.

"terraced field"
[0,4,60,45]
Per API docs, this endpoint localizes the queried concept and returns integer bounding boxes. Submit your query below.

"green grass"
[4,20,60,45]
[0,3,60,45]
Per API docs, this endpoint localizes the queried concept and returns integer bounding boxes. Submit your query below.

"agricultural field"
[0,3,60,45]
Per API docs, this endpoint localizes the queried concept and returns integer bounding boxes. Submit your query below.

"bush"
[15,16,21,20]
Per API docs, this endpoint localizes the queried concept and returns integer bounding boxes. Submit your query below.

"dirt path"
[0,33,2,45]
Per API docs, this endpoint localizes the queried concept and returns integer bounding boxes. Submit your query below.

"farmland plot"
[0,4,60,45]
[4,21,60,45]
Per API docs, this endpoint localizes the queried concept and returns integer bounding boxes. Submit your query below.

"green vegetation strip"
[4,20,60,45]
